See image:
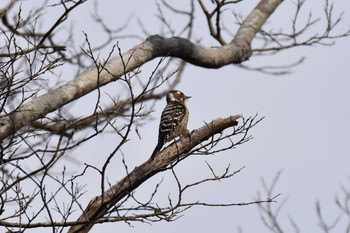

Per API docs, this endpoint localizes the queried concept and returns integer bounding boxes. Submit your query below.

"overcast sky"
[90,1,350,233]
[8,1,350,233]
[76,1,350,233]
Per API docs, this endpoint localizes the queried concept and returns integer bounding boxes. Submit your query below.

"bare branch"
[0,0,284,142]
[67,114,244,233]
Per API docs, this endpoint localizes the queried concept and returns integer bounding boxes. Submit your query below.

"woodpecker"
[150,90,191,160]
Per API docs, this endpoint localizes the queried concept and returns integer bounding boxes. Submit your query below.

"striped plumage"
[150,90,190,160]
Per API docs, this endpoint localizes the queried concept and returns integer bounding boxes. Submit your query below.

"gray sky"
[10,0,350,232]
[79,1,350,233]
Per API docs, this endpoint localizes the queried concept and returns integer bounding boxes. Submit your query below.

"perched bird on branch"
[150,90,191,160]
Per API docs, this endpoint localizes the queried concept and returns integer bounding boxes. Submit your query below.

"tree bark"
[0,0,282,143]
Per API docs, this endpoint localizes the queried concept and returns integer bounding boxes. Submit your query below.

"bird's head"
[166,90,191,103]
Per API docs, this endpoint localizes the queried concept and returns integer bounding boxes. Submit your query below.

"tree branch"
[67,115,240,233]
[0,0,282,143]
[234,0,282,45]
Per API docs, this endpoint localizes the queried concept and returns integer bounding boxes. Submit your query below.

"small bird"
[150,90,191,160]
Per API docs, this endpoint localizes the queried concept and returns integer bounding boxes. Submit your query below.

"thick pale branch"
[0,0,282,143]
[0,36,245,142]
[67,115,240,233]
[234,0,282,45]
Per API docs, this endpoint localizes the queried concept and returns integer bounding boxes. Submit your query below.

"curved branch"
[0,0,282,143]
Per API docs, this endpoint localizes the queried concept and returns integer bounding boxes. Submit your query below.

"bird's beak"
[185,95,191,100]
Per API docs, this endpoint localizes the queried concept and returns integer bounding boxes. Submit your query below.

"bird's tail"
[150,138,164,160]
